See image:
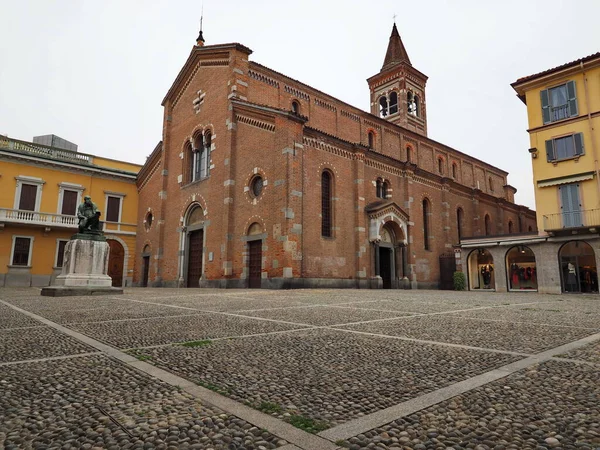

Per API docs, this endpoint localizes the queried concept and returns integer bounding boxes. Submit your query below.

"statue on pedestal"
[77,196,102,233]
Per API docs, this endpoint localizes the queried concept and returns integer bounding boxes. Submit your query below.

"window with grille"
[423,199,430,250]
[106,196,121,222]
[19,184,37,211]
[56,240,67,268]
[12,237,31,266]
[321,171,332,237]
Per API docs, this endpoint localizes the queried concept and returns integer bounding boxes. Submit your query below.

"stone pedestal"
[41,238,123,296]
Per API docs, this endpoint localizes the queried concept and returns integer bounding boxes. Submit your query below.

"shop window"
[506,246,537,291]
[559,240,598,293]
[468,248,494,290]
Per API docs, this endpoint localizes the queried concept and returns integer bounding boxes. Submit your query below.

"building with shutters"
[134,24,536,289]
[460,52,600,294]
[0,135,141,287]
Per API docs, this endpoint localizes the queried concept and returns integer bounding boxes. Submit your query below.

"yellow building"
[459,53,599,294]
[0,135,141,287]
[512,52,600,233]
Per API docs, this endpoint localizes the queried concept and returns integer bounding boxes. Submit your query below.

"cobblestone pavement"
[1,288,599,450]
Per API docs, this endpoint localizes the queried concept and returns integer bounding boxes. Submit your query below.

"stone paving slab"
[0,304,42,330]
[336,360,600,450]
[0,326,97,363]
[126,295,312,312]
[560,340,600,364]
[336,315,595,353]
[236,305,415,326]
[70,313,309,348]
[0,354,287,449]
[128,328,522,427]
[331,300,487,314]
[449,305,600,329]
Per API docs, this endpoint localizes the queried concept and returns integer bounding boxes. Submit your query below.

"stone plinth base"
[41,286,123,297]
[54,239,111,288]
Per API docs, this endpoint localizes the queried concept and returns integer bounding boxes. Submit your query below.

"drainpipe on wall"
[581,61,600,207]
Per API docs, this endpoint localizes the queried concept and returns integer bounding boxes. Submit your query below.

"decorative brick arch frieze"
[316,162,339,180]
[243,215,267,236]
[180,195,208,225]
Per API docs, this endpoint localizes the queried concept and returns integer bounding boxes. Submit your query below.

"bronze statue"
[77,196,102,233]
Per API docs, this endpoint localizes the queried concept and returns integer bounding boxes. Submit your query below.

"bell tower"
[367,23,428,136]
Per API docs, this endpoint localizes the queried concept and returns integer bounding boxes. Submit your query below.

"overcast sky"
[1,0,599,209]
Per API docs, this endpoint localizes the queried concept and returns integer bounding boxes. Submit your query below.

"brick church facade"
[134,24,536,289]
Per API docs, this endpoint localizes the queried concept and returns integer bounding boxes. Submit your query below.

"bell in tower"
[367,23,428,136]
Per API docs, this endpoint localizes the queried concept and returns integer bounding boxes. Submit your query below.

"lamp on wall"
[528,147,538,159]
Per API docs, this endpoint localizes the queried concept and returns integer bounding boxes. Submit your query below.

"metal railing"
[0,208,78,228]
[0,136,91,164]
[550,104,569,122]
[543,208,600,231]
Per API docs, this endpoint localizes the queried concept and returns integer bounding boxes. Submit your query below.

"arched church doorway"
[467,248,494,290]
[374,222,407,289]
[506,246,537,291]
[185,205,205,288]
[559,241,598,293]
[107,239,124,287]
[247,222,263,288]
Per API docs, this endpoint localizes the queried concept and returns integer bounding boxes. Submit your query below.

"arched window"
[389,91,398,115]
[184,141,194,183]
[291,100,300,115]
[376,178,382,198]
[382,181,389,199]
[485,214,491,236]
[192,134,203,182]
[321,171,333,237]
[413,95,420,117]
[423,198,431,250]
[508,220,514,234]
[379,96,388,118]
[368,131,374,148]
[488,177,494,192]
[457,207,464,241]
[452,163,458,179]
[438,158,444,175]
[406,146,412,163]
[203,131,212,178]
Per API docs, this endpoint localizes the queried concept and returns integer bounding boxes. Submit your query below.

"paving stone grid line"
[2,291,600,450]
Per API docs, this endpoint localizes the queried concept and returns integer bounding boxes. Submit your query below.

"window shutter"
[566,81,578,117]
[106,196,120,222]
[545,139,554,162]
[19,184,37,211]
[61,190,78,215]
[574,133,584,155]
[540,89,551,124]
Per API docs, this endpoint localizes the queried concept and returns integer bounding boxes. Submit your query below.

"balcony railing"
[0,208,78,228]
[0,137,92,164]
[543,208,600,231]
[550,104,569,122]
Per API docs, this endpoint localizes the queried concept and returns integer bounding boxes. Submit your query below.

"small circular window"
[145,212,153,231]
[250,176,263,198]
